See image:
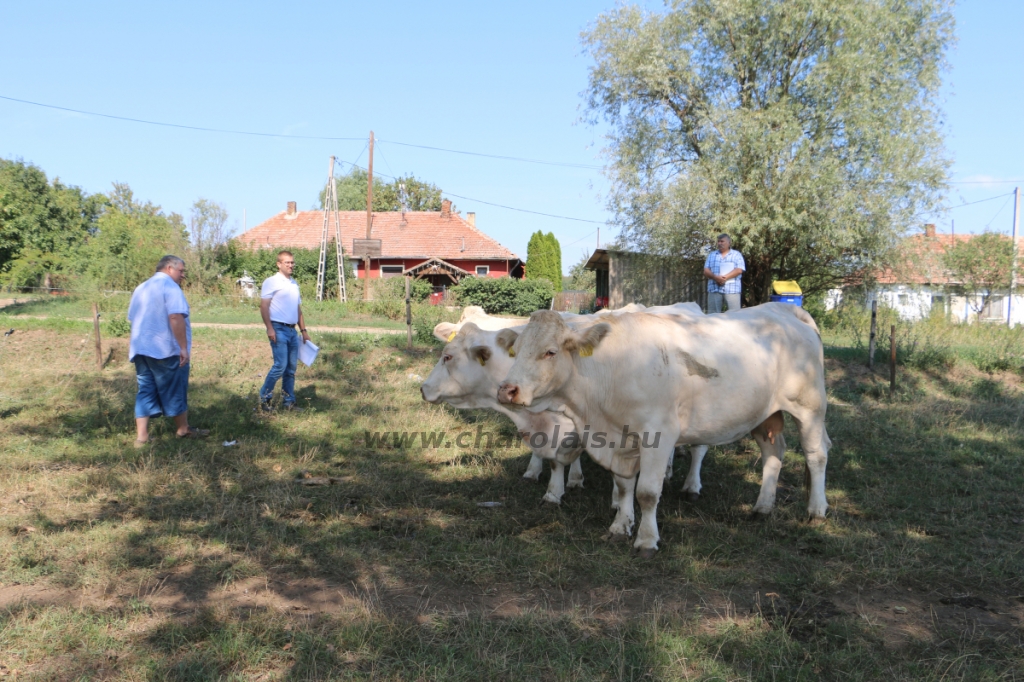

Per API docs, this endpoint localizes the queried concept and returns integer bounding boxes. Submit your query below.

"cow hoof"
[684,492,700,503]
[567,480,584,490]
[541,497,561,507]
[522,474,541,483]
[602,532,630,544]
[635,547,657,560]
[806,515,826,527]
[748,510,770,522]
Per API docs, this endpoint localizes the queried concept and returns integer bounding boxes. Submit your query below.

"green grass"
[0,293,426,330]
[0,315,1022,679]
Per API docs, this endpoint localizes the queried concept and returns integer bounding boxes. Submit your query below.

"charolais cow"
[422,303,714,505]
[495,304,830,557]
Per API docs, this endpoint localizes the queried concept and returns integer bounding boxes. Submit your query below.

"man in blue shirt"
[703,233,746,313]
[127,255,208,446]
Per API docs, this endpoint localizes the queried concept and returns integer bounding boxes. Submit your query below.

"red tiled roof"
[876,233,1023,285]
[235,210,520,261]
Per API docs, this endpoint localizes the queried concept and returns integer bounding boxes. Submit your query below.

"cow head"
[496,310,611,410]
[420,322,516,408]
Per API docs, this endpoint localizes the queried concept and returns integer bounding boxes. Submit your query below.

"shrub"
[105,315,131,338]
[453,277,553,316]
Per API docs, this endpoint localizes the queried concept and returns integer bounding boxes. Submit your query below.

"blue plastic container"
[769,294,803,306]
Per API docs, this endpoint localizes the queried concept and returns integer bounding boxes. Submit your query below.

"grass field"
[0,294,409,330]
[0,311,1022,680]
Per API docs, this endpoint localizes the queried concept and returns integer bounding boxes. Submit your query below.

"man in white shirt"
[259,251,311,411]
[127,255,209,446]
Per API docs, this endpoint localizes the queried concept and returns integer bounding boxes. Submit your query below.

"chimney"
[467,212,476,228]
[924,223,936,238]
[441,199,451,219]
[286,201,297,216]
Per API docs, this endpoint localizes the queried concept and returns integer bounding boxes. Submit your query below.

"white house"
[827,224,1023,326]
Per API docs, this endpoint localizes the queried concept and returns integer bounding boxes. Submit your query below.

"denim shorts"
[134,355,190,418]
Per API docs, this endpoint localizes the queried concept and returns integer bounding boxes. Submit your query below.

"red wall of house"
[353,258,519,279]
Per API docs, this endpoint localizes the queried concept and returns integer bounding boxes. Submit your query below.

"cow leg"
[522,453,544,481]
[633,445,674,556]
[542,459,566,505]
[664,446,676,480]
[606,474,636,539]
[566,457,584,489]
[610,478,620,510]
[681,445,709,500]
[796,419,831,520]
[751,432,785,515]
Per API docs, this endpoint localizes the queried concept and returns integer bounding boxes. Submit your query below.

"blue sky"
[1,1,1021,274]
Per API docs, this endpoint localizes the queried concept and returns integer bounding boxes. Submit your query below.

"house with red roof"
[235,199,523,287]
[828,223,1022,325]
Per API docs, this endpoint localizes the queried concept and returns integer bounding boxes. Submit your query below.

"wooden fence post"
[868,300,878,369]
[405,276,413,350]
[92,303,103,371]
[889,324,896,399]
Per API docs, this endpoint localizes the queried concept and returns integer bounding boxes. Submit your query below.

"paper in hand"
[298,340,319,367]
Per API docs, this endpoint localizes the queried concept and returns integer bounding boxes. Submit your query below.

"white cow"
[422,302,713,504]
[496,304,830,557]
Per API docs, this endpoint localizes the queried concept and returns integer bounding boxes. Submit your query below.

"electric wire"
[982,193,1015,230]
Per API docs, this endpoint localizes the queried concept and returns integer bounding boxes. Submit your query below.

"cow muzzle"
[497,382,521,405]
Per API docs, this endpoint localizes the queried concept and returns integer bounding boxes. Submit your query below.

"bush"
[453,277,553,316]
[105,315,131,338]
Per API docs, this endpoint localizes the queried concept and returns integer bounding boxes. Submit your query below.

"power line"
[334,157,608,225]
[0,93,603,170]
[378,138,603,170]
[983,193,1015,230]
[0,94,365,142]
[946,192,1015,210]
[949,179,1023,184]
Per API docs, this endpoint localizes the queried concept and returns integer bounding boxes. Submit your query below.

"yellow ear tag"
[579,344,594,357]
[508,348,516,357]
[477,356,486,366]
[447,331,457,342]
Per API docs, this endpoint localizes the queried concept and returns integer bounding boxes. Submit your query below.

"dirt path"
[0,314,405,335]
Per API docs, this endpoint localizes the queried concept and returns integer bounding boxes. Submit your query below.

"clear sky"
[1,1,1021,274]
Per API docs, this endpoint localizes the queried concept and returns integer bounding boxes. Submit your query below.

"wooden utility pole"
[1009,186,1019,328]
[364,131,374,301]
[92,303,103,371]
[889,325,896,399]
[868,299,878,369]
[405,276,413,350]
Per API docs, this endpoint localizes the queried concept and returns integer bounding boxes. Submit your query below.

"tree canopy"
[526,231,563,292]
[583,0,953,304]
[943,233,1014,316]
[0,159,104,286]
[319,169,443,212]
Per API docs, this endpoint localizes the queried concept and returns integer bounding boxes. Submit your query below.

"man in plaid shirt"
[703,233,745,313]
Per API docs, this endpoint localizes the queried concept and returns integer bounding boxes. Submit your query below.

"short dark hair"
[156,255,184,273]
[717,234,731,243]
[277,250,294,262]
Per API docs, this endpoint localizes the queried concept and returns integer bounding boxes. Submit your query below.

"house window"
[898,294,909,305]
[930,294,945,311]
[981,296,1004,320]
[380,265,404,279]
[475,265,490,276]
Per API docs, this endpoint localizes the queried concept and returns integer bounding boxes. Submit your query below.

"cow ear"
[470,345,491,366]
[495,329,519,354]
[434,322,459,343]
[564,322,611,356]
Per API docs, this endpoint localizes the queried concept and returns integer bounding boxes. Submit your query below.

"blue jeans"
[260,322,298,405]
[134,355,189,418]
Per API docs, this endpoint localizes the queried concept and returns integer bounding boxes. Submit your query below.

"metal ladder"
[317,156,347,302]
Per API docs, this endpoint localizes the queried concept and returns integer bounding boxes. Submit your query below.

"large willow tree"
[583,0,953,303]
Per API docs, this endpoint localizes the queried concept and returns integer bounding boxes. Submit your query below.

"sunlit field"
[0,309,1022,680]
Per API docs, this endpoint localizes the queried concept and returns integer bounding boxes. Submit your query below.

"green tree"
[185,198,231,291]
[320,168,443,212]
[75,183,187,292]
[583,0,953,305]
[567,253,596,292]
[0,158,104,287]
[526,231,563,292]
[943,233,1014,316]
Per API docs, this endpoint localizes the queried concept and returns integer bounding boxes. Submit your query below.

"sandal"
[176,427,210,439]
